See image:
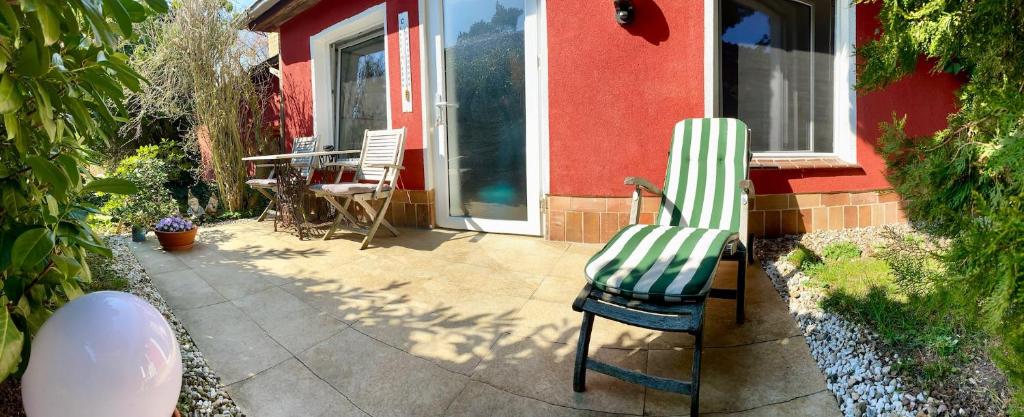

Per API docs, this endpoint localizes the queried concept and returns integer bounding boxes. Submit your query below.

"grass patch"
[792,239,984,387]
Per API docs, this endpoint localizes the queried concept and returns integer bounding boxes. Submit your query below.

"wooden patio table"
[243,150,360,238]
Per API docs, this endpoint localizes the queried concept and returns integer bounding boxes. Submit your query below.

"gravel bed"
[758,225,962,417]
[107,236,244,417]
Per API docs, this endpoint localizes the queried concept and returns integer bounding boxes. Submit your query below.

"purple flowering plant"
[155,216,195,233]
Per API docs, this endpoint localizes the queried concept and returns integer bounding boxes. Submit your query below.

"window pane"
[334,35,388,151]
[721,0,833,153]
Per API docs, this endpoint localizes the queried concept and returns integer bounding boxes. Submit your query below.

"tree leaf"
[51,254,82,280]
[25,156,69,199]
[0,2,21,43]
[44,194,58,218]
[0,301,24,382]
[0,73,22,114]
[84,177,137,194]
[101,0,132,36]
[11,228,54,269]
[142,0,168,14]
[24,307,51,337]
[56,154,80,189]
[61,279,83,300]
[35,2,60,46]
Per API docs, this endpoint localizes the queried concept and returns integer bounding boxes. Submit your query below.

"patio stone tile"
[643,336,827,415]
[231,287,347,354]
[174,242,232,269]
[145,221,839,417]
[353,277,529,374]
[192,264,282,300]
[648,266,801,349]
[177,302,292,385]
[548,243,603,279]
[128,242,190,274]
[298,328,470,417]
[437,262,544,299]
[471,335,646,415]
[530,274,587,304]
[280,278,402,324]
[148,269,226,310]
[445,381,622,417]
[510,298,657,349]
[713,390,840,417]
[228,358,367,417]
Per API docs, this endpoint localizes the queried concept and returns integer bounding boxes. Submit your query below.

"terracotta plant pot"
[172,408,181,417]
[154,227,198,251]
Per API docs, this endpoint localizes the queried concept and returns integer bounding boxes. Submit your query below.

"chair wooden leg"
[690,325,704,416]
[358,194,394,250]
[321,196,353,241]
[573,311,596,392]
[736,246,747,325]
[254,189,276,222]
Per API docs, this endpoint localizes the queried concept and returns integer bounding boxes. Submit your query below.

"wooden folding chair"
[309,128,406,250]
[572,118,754,416]
[246,136,319,222]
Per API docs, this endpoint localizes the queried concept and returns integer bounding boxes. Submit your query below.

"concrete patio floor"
[128,219,841,417]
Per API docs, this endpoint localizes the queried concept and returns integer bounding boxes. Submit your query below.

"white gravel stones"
[107,236,243,416]
[758,225,953,417]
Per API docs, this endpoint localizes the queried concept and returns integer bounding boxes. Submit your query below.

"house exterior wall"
[272,0,960,239]
[278,0,427,191]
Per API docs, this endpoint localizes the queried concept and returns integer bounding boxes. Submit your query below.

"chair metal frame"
[247,136,320,222]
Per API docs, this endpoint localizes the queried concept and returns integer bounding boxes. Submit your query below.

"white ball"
[22,291,183,417]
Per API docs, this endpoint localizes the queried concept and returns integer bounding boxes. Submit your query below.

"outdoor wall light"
[614,0,635,25]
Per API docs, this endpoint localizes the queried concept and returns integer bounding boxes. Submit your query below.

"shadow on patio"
[128,219,840,417]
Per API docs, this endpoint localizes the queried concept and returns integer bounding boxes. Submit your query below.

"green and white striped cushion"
[658,118,749,232]
[584,225,731,301]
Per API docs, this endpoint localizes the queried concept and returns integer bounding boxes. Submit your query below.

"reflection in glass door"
[332,32,388,151]
[440,0,530,223]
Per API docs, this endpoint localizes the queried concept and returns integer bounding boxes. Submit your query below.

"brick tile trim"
[385,189,435,229]
[544,191,906,243]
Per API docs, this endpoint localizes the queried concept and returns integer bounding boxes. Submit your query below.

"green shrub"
[821,242,863,262]
[857,0,1024,411]
[102,146,178,228]
[876,230,944,295]
[0,0,167,382]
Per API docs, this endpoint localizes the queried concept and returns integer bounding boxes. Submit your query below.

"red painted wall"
[545,0,960,197]
[547,0,705,197]
[279,0,426,189]
[276,0,959,197]
[750,1,960,195]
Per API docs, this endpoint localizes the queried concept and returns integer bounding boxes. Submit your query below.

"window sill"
[750,156,860,170]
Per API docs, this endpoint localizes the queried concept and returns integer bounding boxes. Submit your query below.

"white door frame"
[424,0,548,236]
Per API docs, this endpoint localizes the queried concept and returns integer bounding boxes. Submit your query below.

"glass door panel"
[441,0,528,221]
[333,33,388,151]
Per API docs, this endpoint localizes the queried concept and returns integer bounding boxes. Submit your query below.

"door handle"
[434,101,458,128]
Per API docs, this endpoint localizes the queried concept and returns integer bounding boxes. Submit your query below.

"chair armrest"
[323,161,360,168]
[366,163,405,170]
[739,179,755,198]
[625,176,662,196]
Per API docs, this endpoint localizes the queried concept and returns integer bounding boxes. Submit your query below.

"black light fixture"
[614,0,635,25]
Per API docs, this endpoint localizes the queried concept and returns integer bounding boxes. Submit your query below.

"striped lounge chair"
[571,118,754,416]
